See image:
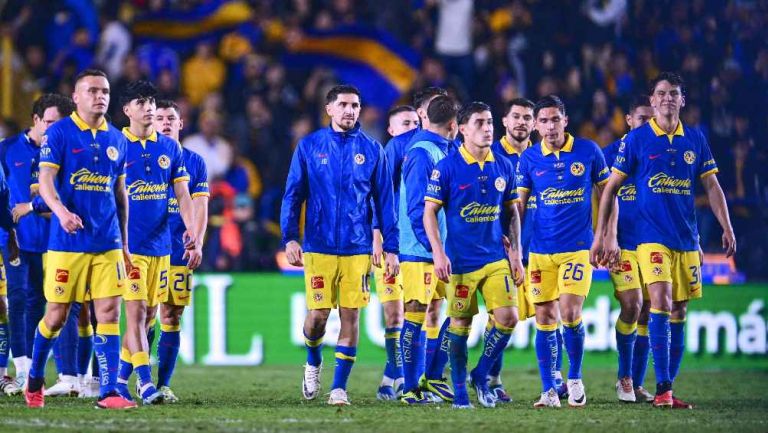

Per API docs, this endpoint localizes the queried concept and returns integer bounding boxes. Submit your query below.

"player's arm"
[516,188,530,224]
[114,173,133,269]
[423,200,450,282]
[403,148,433,250]
[0,169,19,261]
[701,174,736,257]
[280,139,309,266]
[186,158,210,270]
[504,199,525,286]
[39,166,82,234]
[371,143,399,277]
[173,180,195,244]
[591,172,624,267]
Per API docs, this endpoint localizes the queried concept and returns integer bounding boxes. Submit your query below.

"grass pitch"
[1,365,766,433]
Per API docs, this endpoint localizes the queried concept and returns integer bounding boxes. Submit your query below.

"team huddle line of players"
[281,72,736,409]
[0,69,209,410]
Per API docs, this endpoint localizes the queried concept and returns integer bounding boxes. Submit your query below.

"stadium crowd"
[0,0,766,278]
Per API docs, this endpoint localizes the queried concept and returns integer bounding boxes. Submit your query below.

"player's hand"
[285,240,304,266]
[384,252,399,278]
[12,202,32,223]
[58,209,84,234]
[603,234,620,268]
[589,236,604,268]
[433,251,452,283]
[509,256,525,287]
[183,244,203,270]
[372,233,383,268]
[122,245,134,272]
[6,229,19,263]
[182,229,197,250]
[722,229,736,258]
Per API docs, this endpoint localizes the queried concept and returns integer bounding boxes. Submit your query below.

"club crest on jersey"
[106,146,119,161]
[530,270,542,284]
[430,169,440,181]
[158,154,170,169]
[650,252,663,264]
[311,276,324,289]
[55,269,69,283]
[494,177,506,192]
[684,151,696,165]
[354,153,365,165]
[455,285,469,298]
[570,162,585,176]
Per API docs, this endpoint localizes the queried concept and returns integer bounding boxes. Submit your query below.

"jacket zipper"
[335,133,344,255]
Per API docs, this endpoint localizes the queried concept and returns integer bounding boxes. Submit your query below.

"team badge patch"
[158,154,171,169]
[684,151,696,164]
[653,266,663,276]
[531,287,541,296]
[454,300,465,311]
[384,286,394,295]
[313,293,323,302]
[570,162,585,176]
[55,286,65,296]
[494,177,506,192]
[130,283,140,293]
[455,285,469,298]
[624,274,633,283]
[55,269,69,283]
[311,276,324,289]
[354,153,365,165]
[106,146,119,161]
[530,270,542,284]
[430,169,440,181]
[619,141,625,152]
[650,252,663,264]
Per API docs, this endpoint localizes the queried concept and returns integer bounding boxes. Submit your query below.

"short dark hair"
[156,99,180,114]
[387,105,416,121]
[457,101,492,125]
[31,93,75,119]
[504,97,535,116]
[627,95,651,114]
[533,95,566,118]
[649,71,685,95]
[73,68,108,86]
[120,80,158,107]
[426,95,459,126]
[325,84,361,104]
[413,87,448,110]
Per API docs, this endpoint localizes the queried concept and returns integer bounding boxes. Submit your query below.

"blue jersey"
[169,147,208,266]
[492,136,534,264]
[123,128,189,256]
[384,128,419,209]
[516,134,609,254]
[0,131,49,252]
[612,119,718,251]
[39,113,127,253]
[603,136,639,250]
[426,146,518,274]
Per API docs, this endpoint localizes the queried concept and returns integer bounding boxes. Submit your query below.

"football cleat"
[672,396,694,409]
[327,388,350,406]
[24,385,45,408]
[44,376,79,397]
[490,384,512,403]
[634,386,654,403]
[1,375,21,396]
[567,379,587,407]
[376,385,398,401]
[533,388,561,408]
[141,389,164,405]
[115,383,134,401]
[469,373,496,408]
[96,392,138,409]
[422,377,454,402]
[556,380,569,399]
[616,377,636,402]
[653,390,673,408]
[78,376,101,399]
[400,389,429,405]
[394,379,404,398]
[302,363,322,400]
[159,386,179,403]
[12,374,26,395]
[452,402,475,409]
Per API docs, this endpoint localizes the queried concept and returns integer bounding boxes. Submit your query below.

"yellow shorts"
[124,254,170,307]
[304,253,371,310]
[44,250,126,303]
[517,269,535,320]
[528,250,593,304]
[447,259,517,319]
[0,255,6,296]
[158,265,193,306]
[402,261,446,305]
[373,262,403,304]
[610,250,643,293]
[637,243,702,302]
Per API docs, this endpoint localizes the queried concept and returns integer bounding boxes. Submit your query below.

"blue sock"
[426,318,450,380]
[77,325,93,376]
[633,326,650,387]
[28,321,59,391]
[25,281,46,359]
[669,320,685,383]
[648,311,671,387]
[424,326,439,378]
[473,324,514,381]
[55,303,80,376]
[303,332,324,367]
[157,324,181,387]
[331,345,356,390]
[94,324,120,397]
[555,327,564,372]
[383,327,401,383]
[448,326,470,405]
[147,322,157,358]
[132,351,157,399]
[0,319,9,369]
[400,313,425,392]
[535,324,557,392]
[563,319,585,380]
[615,319,637,379]
[486,322,504,379]
[419,329,426,378]
[118,347,133,383]
[7,286,26,362]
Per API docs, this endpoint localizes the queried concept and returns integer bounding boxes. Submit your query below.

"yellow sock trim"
[78,324,94,337]
[637,325,649,337]
[649,308,671,316]
[96,323,120,335]
[495,324,515,335]
[670,318,686,324]
[562,317,583,328]
[304,336,323,348]
[485,320,493,331]
[148,317,157,328]
[335,352,356,362]
[404,311,426,324]
[120,347,132,363]
[384,330,400,339]
[448,326,471,336]
[131,351,150,367]
[535,322,558,332]
[160,323,181,332]
[38,321,60,339]
[425,326,439,340]
[616,319,638,335]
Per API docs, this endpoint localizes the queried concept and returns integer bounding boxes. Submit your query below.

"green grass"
[1,365,767,433]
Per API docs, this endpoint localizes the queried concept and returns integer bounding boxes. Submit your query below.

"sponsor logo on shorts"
[55,269,69,283]
[311,276,324,289]
[650,252,663,264]
[384,274,396,285]
[128,267,141,280]
[384,286,394,295]
[424,273,432,285]
[530,270,542,284]
[455,285,469,298]
[619,261,632,272]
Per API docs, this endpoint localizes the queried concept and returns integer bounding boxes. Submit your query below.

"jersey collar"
[459,144,495,170]
[649,118,684,143]
[541,133,574,157]
[122,127,158,149]
[70,112,108,132]
[500,135,530,156]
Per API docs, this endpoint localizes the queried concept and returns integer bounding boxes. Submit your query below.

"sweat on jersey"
[168,147,209,267]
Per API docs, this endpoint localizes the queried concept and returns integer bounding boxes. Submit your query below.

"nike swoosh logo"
[459,184,472,190]
[14,162,24,167]
[573,394,585,404]
[535,170,547,176]
[72,148,87,154]
[126,160,137,167]
[649,154,662,159]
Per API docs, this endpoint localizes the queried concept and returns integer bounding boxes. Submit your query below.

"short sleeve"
[118,136,128,178]
[611,133,635,178]
[591,143,610,185]
[697,134,718,178]
[171,143,190,183]
[503,161,518,203]
[516,153,532,191]
[190,154,210,197]
[39,126,63,170]
[425,160,449,205]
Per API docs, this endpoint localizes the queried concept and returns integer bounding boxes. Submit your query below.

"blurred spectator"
[182,41,226,107]
[182,110,233,181]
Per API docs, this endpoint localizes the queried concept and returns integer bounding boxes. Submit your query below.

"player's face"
[155,107,183,141]
[325,93,361,132]
[502,105,534,142]
[32,106,64,137]
[123,97,156,128]
[626,105,654,130]
[460,111,494,149]
[651,80,685,118]
[387,111,419,136]
[73,75,110,117]
[535,107,568,147]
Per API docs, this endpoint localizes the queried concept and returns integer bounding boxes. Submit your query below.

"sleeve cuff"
[39,162,60,169]
[191,192,210,198]
[700,168,719,179]
[425,196,443,205]
[611,167,628,177]
[173,176,190,184]
[517,186,530,192]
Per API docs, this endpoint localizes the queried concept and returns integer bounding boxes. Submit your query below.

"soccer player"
[600,95,655,402]
[424,101,525,409]
[0,94,73,395]
[116,81,197,405]
[517,95,610,408]
[282,84,399,406]
[0,162,19,394]
[373,105,418,400]
[592,72,736,408]
[154,99,208,402]
[397,95,458,404]
[27,68,134,409]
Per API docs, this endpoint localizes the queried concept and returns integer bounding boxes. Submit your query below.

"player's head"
[31,93,75,137]
[534,95,568,147]
[413,86,448,127]
[325,84,361,132]
[458,101,493,149]
[121,80,158,128]
[426,95,460,139]
[155,99,183,142]
[387,105,419,137]
[626,95,653,130]
[72,69,110,118]
[502,97,535,143]
[649,71,685,118]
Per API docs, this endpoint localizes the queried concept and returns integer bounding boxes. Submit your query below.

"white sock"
[488,375,502,387]
[554,371,563,382]
[380,375,394,387]
[393,377,404,392]
[12,357,27,376]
